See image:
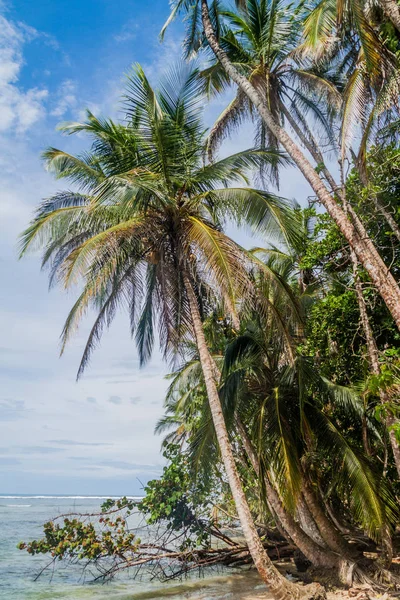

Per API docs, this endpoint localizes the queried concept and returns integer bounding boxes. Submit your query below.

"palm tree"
[20,64,324,600]
[163,0,400,331]
[300,0,400,242]
[300,0,400,165]
[199,0,340,189]
[159,305,399,575]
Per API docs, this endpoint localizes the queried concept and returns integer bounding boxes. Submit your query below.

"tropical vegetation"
[19,1,400,599]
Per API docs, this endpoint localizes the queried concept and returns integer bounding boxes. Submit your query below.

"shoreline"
[122,566,397,600]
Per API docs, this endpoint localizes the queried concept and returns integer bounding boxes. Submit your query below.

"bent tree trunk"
[200,0,400,332]
[301,479,356,559]
[236,417,358,577]
[183,273,326,600]
[297,495,327,548]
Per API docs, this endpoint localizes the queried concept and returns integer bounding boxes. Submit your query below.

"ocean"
[0,496,269,600]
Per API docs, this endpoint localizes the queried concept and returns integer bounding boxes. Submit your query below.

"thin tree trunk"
[378,0,400,31]
[318,486,352,535]
[362,414,372,457]
[350,249,395,566]
[200,0,400,331]
[297,495,327,548]
[279,103,339,195]
[372,195,400,243]
[184,272,326,600]
[350,248,400,480]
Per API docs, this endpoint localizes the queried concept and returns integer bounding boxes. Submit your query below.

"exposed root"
[301,582,328,600]
[354,563,400,590]
[330,562,400,599]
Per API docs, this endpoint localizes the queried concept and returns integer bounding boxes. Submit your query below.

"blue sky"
[0,0,311,495]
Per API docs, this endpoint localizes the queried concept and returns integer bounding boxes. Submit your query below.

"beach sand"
[141,569,396,600]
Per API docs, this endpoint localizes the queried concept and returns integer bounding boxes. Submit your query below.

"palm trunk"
[200,0,400,332]
[183,273,326,600]
[350,250,395,567]
[236,417,352,573]
[301,479,357,559]
[362,414,372,457]
[378,0,400,31]
[318,486,352,535]
[350,248,400,480]
[297,495,327,548]
[279,103,339,195]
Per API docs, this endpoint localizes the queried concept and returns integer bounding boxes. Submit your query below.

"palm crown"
[199,0,340,184]
[20,63,299,376]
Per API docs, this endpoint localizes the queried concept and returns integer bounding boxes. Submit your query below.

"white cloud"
[114,19,139,43]
[0,14,48,133]
[50,79,77,117]
[143,37,182,82]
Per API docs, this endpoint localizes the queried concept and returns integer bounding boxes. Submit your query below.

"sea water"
[0,496,269,600]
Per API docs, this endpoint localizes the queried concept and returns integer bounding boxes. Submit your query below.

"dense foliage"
[19,0,400,597]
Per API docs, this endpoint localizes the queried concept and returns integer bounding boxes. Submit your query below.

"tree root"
[304,559,400,597]
[352,562,400,591]
[301,582,328,600]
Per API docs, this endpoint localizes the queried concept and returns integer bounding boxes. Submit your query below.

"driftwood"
[91,539,296,581]
[24,502,296,584]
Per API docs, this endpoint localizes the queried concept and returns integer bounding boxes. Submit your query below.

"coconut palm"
[164,0,400,331]
[299,0,400,167]
[199,0,341,189]
[20,63,325,599]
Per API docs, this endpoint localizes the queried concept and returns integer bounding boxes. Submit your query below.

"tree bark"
[302,479,357,559]
[350,248,400,480]
[236,418,351,573]
[183,272,325,599]
[378,0,400,32]
[318,487,352,535]
[297,495,327,548]
[200,0,400,332]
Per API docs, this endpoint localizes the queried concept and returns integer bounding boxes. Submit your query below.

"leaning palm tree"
[163,0,400,330]
[300,0,400,168]
[199,0,340,188]
[20,64,324,599]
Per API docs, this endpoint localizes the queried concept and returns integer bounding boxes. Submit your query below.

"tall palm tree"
[163,0,400,330]
[199,0,340,189]
[20,64,324,599]
[300,0,400,164]
[300,0,400,243]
